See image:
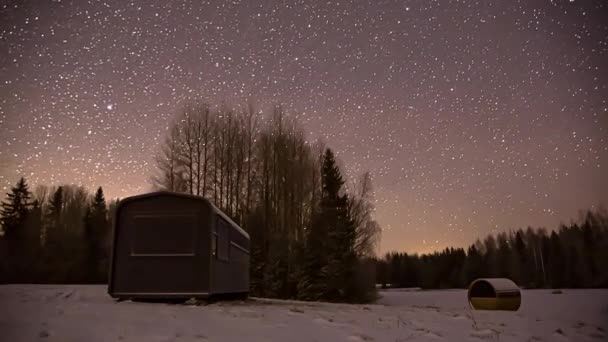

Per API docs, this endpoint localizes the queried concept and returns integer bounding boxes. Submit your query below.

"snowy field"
[1,285,607,342]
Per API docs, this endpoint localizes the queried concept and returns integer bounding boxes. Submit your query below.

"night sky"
[1,0,607,254]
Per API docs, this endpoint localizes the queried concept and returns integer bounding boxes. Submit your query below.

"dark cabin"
[108,191,250,299]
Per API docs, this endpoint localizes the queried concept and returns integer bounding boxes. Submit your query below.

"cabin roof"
[118,191,250,239]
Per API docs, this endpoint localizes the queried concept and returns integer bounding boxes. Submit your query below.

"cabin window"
[216,216,230,261]
[131,214,196,256]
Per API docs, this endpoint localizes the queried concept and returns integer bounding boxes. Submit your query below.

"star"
[0,0,606,254]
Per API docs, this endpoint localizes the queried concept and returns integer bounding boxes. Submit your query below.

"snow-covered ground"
[1,285,606,341]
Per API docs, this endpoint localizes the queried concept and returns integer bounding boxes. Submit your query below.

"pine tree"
[297,206,329,300]
[513,230,528,286]
[495,232,511,278]
[319,149,357,301]
[46,187,64,227]
[0,177,33,282]
[44,186,64,247]
[25,200,43,243]
[482,235,497,278]
[463,243,483,285]
[91,187,108,222]
[84,187,108,282]
[548,231,564,288]
[0,177,32,239]
[38,186,64,282]
[581,212,598,285]
[21,199,43,282]
[83,205,94,281]
[298,149,349,301]
[325,193,357,301]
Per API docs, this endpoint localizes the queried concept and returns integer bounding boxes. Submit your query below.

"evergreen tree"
[42,186,65,282]
[319,149,357,301]
[21,199,43,282]
[495,232,511,279]
[376,258,388,288]
[91,187,108,224]
[0,177,32,282]
[298,149,355,301]
[83,205,95,281]
[25,200,43,244]
[44,186,64,247]
[581,213,598,285]
[513,230,528,286]
[84,187,109,282]
[297,206,329,300]
[448,248,466,288]
[482,235,497,278]
[548,231,564,288]
[0,177,32,239]
[383,210,608,291]
[388,252,402,287]
[46,187,64,230]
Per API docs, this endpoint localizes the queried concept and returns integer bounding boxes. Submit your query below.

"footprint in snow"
[313,317,331,325]
[288,307,305,315]
[573,322,606,340]
[423,331,444,340]
[449,313,467,320]
[414,327,444,340]
[313,317,345,327]
[470,329,499,340]
[347,333,374,341]
[551,330,570,341]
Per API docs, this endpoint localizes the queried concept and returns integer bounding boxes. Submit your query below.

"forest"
[1,102,606,304]
[0,102,381,303]
[0,182,118,285]
[376,208,608,289]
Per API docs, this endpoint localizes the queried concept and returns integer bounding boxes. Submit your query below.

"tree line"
[376,208,608,289]
[0,180,117,284]
[5,100,603,300]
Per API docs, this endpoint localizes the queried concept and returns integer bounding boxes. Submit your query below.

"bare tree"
[194,103,213,197]
[61,184,89,234]
[150,101,382,301]
[310,139,326,225]
[243,103,259,228]
[349,172,381,258]
[32,184,50,246]
[177,105,196,195]
[33,185,49,206]
[151,124,185,192]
